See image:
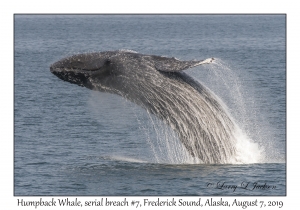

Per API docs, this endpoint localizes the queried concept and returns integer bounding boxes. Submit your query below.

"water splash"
[106,155,148,163]
[136,100,264,165]
[136,110,198,164]
[137,58,266,164]
[192,58,267,163]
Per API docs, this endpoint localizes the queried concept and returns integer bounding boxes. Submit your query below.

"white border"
[2,0,297,209]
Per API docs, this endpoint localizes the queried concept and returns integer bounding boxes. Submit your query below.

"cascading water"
[134,58,265,164]
[200,59,265,164]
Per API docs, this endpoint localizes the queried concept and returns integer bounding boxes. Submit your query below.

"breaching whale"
[50,50,237,164]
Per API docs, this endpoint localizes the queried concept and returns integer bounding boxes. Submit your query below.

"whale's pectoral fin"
[153,56,214,72]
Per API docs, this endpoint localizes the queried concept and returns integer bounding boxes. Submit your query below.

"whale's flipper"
[153,56,214,72]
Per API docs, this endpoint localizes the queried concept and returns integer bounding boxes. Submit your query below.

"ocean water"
[14,15,286,196]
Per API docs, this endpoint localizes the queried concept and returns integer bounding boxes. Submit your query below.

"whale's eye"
[105,59,111,65]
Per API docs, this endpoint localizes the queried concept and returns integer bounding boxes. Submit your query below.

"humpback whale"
[50,50,237,164]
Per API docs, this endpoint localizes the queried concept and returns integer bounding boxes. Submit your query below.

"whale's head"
[50,52,118,89]
[50,51,214,92]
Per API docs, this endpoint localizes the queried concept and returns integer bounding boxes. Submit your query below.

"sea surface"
[14,15,286,196]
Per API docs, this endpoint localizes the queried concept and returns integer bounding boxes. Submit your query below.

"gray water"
[14,15,286,196]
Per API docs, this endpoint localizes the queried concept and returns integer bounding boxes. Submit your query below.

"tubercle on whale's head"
[50,53,113,88]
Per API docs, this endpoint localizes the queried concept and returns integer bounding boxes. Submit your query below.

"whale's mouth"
[50,54,112,87]
[50,67,90,87]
